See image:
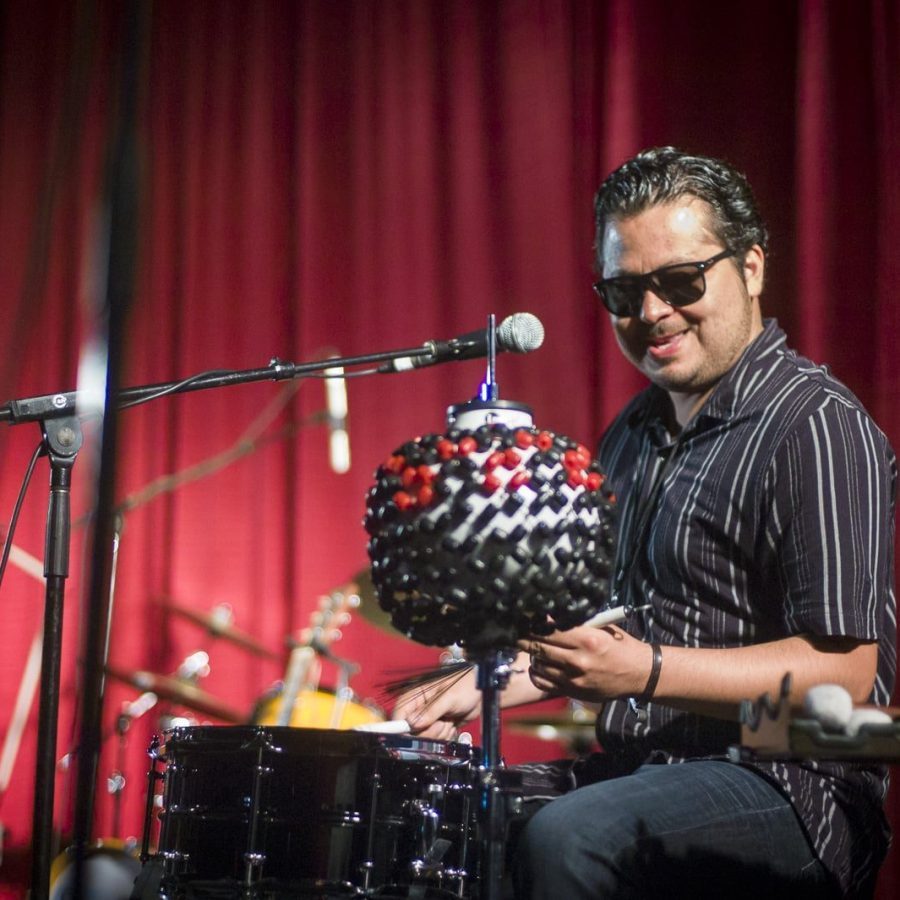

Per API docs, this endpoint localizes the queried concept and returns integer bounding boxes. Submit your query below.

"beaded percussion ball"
[364,423,617,649]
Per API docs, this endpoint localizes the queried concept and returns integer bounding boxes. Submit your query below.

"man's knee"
[513,790,631,895]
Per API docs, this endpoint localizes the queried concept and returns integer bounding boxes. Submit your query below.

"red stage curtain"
[0,1,897,894]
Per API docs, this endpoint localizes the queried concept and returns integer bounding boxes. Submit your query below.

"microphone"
[325,365,350,473]
[379,312,545,373]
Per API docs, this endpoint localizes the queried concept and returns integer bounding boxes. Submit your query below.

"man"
[393,148,896,898]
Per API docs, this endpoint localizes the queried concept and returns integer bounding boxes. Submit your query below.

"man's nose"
[639,288,672,324]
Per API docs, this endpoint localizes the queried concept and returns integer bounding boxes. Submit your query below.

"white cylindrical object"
[353,719,411,734]
[845,708,893,737]
[803,683,853,732]
[446,399,533,431]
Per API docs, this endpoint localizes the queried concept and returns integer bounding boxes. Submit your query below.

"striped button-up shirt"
[596,319,896,895]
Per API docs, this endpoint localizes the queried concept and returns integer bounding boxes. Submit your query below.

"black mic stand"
[31,416,83,898]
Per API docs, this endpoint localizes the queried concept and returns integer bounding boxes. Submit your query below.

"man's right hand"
[391,665,482,740]
[391,650,549,739]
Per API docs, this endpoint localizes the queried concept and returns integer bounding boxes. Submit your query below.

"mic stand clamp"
[473,648,524,900]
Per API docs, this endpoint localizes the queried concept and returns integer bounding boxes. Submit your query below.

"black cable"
[0,441,45,591]
[116,363,374,413]
[117,368,233,409]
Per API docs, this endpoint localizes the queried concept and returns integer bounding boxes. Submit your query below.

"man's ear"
[742,244,765,298]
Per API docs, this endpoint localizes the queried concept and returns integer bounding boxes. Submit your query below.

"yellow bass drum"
[252,686,384,730]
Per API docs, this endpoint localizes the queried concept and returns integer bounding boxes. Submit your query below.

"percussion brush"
[378,660,474,704]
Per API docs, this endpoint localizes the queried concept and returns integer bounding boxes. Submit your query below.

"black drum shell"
[151,725,478,897]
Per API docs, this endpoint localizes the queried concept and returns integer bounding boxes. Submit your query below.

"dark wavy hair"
[593,147,769,272]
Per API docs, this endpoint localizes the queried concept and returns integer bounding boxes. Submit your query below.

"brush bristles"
[379,661,474,703]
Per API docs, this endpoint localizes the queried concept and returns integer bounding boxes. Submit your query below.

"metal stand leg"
[474,649,521,900]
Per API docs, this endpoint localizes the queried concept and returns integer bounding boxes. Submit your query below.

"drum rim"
[160,724,479,762]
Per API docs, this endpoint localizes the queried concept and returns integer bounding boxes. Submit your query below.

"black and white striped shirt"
[596,319,897,895]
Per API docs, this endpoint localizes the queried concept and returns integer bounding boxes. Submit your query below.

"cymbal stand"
[326,650,360,729]
[109,732,127,840]
[473,647,522,900]
[108,690,157,839]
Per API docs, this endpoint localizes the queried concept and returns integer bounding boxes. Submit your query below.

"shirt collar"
[625,319,787,437]
[700,318,786,423]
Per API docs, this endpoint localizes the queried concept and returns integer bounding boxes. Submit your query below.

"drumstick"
[582,603,651,629]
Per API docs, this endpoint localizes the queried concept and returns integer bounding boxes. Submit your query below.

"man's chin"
[645,367,711,397]
[643,360,692,391]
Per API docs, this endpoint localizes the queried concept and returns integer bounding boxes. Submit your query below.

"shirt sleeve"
[761,395,896,641]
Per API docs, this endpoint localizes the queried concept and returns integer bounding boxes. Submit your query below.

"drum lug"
[243,849,267,881]
[408,798,453,880]
[160,849,190,876]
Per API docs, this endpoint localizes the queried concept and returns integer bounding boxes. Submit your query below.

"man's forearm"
[653,635,877,718]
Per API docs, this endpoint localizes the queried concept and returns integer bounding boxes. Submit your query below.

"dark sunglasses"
[593,247,737,317]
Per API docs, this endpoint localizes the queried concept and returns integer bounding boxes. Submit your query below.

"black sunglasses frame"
[593,247,737,317]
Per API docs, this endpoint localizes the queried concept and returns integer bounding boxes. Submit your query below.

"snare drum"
[148,726,478,898]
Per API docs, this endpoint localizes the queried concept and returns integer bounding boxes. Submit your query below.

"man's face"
[600,198,765,409]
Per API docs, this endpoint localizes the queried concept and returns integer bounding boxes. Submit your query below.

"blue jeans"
[512,759,837,899]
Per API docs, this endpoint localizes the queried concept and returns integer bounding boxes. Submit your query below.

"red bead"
[385,454,406,474]
[458,436,477,455]
[536,431,554,450]
[514,429,534,448]
[567,469,586,488]
[576,444,592,467]
[482,473,502,493]
[417,485,435,506]
[586,472,603,491]
[485,450,506,470]
[437,439,456,460]
[503,448,521,469]
[393,491,414,510]
[563,449,581,469]
[401,466,417,488]
[416,465,434,484]
[508,470,530,490]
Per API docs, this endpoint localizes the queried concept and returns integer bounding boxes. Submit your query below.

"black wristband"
[636,642,662,704]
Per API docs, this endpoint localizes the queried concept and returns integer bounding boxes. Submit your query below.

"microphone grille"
[498,312,545,353]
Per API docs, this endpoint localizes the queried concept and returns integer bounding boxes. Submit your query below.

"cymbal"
[157,599,278,659]
[506,708,598,742]
[106,665,243,723]
[344,570,395,634]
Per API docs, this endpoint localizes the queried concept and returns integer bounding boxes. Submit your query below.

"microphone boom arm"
[0,343,438,425]
[1,313,545,424]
